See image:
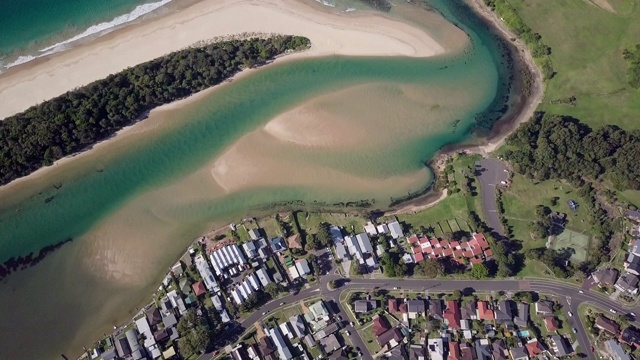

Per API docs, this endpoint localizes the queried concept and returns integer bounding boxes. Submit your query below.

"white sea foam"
[1,0,171,71]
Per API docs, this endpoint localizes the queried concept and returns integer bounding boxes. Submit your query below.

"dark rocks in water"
[358,0,392,12]
[0,238,73,283]
[53,182,62,189]
[45,196,54,203]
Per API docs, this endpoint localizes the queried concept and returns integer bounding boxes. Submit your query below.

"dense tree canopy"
[0,36,310,185]
[504,113,640,190]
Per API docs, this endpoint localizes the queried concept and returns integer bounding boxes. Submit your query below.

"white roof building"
[280,322,293,339]
[135,316,161,359]
[195,254,220,293]
[388,221,404,239]
[212,295,224,311]
[230,288,243,304]
[289,265,300,280]
[243,241,257,259]
[256,268,272,287]
[167,290,187,315]
[247,272,260,291]
[295,259,311,277]
[269,327,293,360]
[377,224,389,234]
[364,222,378,236]
[428,338,444,360]
[356,233,373,254]
[345,235,362,260]
[249,228,261,240]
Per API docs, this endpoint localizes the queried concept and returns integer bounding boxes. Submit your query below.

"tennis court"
[548,229,590,262]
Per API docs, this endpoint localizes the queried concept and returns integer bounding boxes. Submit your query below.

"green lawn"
[296,212,368,236]
[548,230,590,262]
[619,190,640,207]
[505,0,640,131]
[393,192,476,234]
[359,324,382,355]
[264,303,304,325]
[501,175,593,248]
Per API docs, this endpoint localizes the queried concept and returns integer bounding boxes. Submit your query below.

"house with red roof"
[544,317,559,333]
[408,233,491,264]
[525,339,546,357]
[444,300,461,330]
[477,301,494,320]
[448,342,461,360]
[192,281,207,297]
[373,315,391,337]
[388,299,399,314]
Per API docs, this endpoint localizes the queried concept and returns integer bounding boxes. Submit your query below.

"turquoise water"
[0,0,169,67]
[0,0,515,263]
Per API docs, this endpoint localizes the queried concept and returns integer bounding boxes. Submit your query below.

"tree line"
[0,36,310,185]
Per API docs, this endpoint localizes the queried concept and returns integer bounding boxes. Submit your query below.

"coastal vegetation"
[0,35,310,186]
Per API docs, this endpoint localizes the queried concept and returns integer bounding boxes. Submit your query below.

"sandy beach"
[0,0,450,120]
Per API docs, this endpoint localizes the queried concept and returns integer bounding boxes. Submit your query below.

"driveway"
[476,158,509,239]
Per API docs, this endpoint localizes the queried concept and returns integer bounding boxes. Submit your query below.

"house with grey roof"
[256,268,272,287]
[354,300,377,314]
[461,301,477,320]
[295,259,311,277]
[268,327,293,360]
[356,233,373,254]
[428,299,443,320]
[242,241,258,259]
[510,346,528,360]
[593,268,619,287]
[289,315,307,338]
[101,348,118,360]
[335,243,348,261]
[316,322,339,339]
[550,335,573,357]
[269,237,287,253]
[492,339,509,360]
[125,329,146,360]
[615,272,640,294]
[475,339,492,360]
[320,334,341,354]
[514,303,530,327]
[388,220,404,239]
[535,300,554,315]
[495,300,513,324]
[605,340,630,360]
[406,299,426,319]
[249,228,262,240]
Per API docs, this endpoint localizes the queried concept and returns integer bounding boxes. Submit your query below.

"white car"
[579,290,584,294]
[610,309,617,314]
[568,312,573,317]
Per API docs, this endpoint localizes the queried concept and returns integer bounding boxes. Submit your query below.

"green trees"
[470,263,489,279]
[622,44,640,88]
[0,36,311,185]
[177,309,211,357]
[415,259,444,278]
[380,252,408,278]
[264,283,284,299]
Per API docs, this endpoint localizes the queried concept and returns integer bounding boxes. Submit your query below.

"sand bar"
[0,0,449,119]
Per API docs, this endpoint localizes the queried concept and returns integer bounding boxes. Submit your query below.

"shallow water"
[0,0,515,358]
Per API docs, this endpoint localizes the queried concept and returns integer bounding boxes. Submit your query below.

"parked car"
[573,328,578,334]
[579,290,584,294]
[280,302,286,305]
[568,312,573,317]
[609,309,617,314]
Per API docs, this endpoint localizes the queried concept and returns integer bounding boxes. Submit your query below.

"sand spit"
[0,0,449,119]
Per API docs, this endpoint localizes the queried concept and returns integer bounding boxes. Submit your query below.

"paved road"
[207,273,640,360]
[476,158,509,239]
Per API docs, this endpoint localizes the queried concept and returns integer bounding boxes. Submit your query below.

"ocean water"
[0,0,172,69]
[0,0,516,358]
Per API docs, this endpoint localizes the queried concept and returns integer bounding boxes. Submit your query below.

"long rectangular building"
[195,254,220,293]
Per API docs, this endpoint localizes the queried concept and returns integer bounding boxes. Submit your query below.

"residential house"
[320,334,341,354]
[167,290,187,315]
[101,348,117,360]
[162,347,177,360]
[615,272,639,294]
[389,299,400,314]
[180,252,193,268]
[535,300,554,315]
[295,259,311,278]
[444,300,461,330]
[550,335,573,357]
[378,328,403,349]
[428,338,445,360]
[270,237,287,253]
[460,302,477,320]
[364,222,378,236]
[171,262,183,276]
[289,315,307,339]
[279,322,293,340]
[408,299,426,319]
[628,210,640,223]
[135,316,161,359]
[329,350,351,360]
[230,344,248,360]
[256,268,272,287]
[243,241,258,259]
[475,339,493,360]
[220,309,231,323]
[389,221,404,239]
[514,303,530,328]
[377,224,390,235]
[605,340,631,360]
[335,243,348,261]
[356,233,374,254]
[249,228,262,241]
[620,327,640,348]
[544,317,559,333]
[495,300,513,324]
[208,244,247,277]
[258,336,278,360]
[365,257,379,271]
[460,343,474,360]
[595,315,621,335]
[448,342,461,360]
[354,300,377,314]
[510,346,528,360]
[525,339,546,357]
[211,295,224,311]
[146,307,162,327]
[492,339,509,360]
[316,323,339,340]
[268,327,293,360]
[286,234,302,250]
[192,281,207,297]
[330,226,343,243]
[373,315,391,338]
[289,265,300,280]
[305,300,330,331]
[477,301,494,321]
[125,329,145,360]
[627,257,640,276]
[304,334,316,349]
[115,336,132,358]
[345,235,363,263]
[409,344,426,360]
[428,299,443,320]
[592,268,619,288]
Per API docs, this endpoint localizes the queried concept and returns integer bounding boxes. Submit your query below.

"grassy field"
[506,0,640,131]
[549,229,591,262]
[501,175,592,247]
[619,190,640,207]
[296,212,368,236]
